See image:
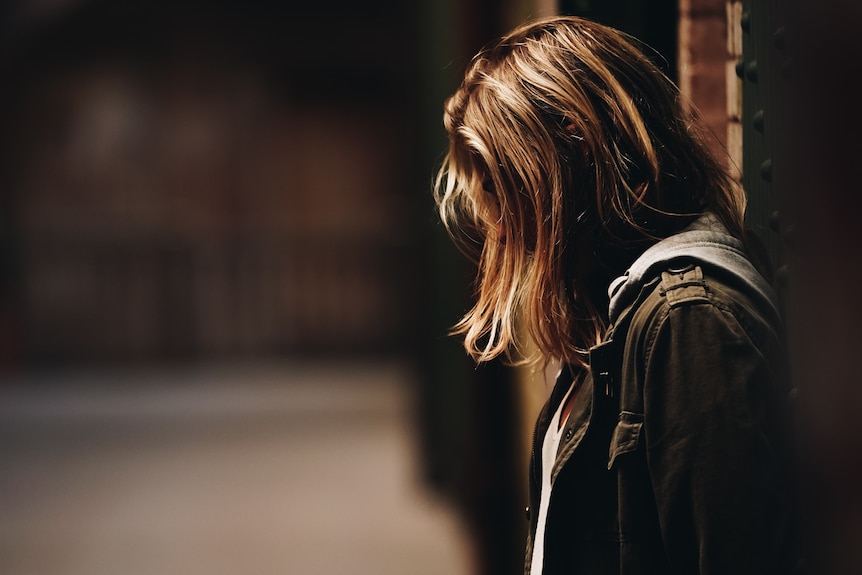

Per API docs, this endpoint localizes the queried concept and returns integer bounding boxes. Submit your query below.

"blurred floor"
[0,359,473,575]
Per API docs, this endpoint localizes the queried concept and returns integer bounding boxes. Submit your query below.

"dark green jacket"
[525,221,799,574]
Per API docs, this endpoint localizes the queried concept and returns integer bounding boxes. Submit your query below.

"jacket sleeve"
[641,299,793,574]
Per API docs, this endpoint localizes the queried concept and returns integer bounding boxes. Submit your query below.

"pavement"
[0,359,474,575]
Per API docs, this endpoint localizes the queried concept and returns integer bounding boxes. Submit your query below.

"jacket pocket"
[607,411,644,470]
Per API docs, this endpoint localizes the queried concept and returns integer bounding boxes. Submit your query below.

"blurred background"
[0,0,860,574]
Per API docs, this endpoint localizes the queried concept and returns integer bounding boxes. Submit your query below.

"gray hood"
[607,213,780,325]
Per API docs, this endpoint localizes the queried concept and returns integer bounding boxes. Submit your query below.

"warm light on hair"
[434,16,746,368]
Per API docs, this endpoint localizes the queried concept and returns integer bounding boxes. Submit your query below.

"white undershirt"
[529,382,575,575]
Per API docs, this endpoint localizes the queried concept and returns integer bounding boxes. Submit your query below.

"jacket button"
[564,428,574,441]
[525,506,531,521]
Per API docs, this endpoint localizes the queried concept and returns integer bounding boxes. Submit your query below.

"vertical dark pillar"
[781,2,862,574]
[416,1,526,574]
[739,0,790,289]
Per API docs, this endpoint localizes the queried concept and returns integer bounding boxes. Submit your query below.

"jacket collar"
[606,213,779,325]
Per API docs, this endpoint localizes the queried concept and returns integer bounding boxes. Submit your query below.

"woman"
[433,16,799,575]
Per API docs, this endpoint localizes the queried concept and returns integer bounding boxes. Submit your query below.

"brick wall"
[679,0,742,182]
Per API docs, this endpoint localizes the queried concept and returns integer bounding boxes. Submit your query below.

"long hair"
[434,16,746,368]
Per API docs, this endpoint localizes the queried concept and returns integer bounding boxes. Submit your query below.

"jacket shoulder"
[624,260,778,324]
[616,259,781,353]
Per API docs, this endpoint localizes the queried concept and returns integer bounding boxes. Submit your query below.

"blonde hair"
[434,16,746,368]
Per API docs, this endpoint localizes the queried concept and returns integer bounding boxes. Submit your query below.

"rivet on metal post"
[745,60,758,82]
[760,159,773,182]
[773,26,786,50]
[769,210,780,233]
[741,11,751,32]
[753,110,765,133]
